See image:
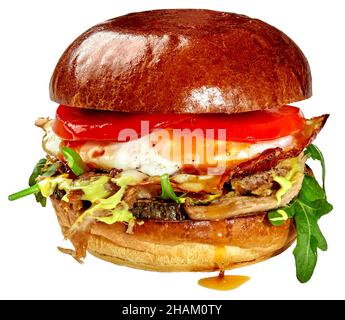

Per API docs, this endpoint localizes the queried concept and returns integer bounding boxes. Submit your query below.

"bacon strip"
[229,114,328,179]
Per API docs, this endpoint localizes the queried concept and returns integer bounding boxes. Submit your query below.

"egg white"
[43,122,295,176]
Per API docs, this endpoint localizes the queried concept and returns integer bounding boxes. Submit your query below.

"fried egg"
[41,120,295,176]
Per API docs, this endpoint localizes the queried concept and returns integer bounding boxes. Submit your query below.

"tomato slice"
[52,105,305,142]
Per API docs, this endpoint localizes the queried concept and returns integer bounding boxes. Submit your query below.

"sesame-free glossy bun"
[50,9,311,114]
[51,197,296,272]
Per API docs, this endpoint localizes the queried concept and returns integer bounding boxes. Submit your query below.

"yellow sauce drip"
[214,246,226,270]
[198,246,250,290]
[198,271,250,291]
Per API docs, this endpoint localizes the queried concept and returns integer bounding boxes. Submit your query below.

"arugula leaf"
[9,159,59,206]
[32,160,60,206]
[28,158,48,207]
[305,144,326,192]
[268,145,332,282]
[293,179,331,283]
[29,158,46,186]
[268,175,333,283]
[293,209,319,283]
[311,199,333,220]
[33,191,47,207]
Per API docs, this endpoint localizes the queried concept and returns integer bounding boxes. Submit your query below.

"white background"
[0,0,344,300]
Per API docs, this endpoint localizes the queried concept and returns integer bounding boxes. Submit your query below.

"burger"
[9,9,332,283]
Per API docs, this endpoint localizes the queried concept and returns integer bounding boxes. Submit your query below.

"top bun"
[50,9,311,114]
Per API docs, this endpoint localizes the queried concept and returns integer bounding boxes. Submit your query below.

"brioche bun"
[51,197,296,271]
[50,9,311,114]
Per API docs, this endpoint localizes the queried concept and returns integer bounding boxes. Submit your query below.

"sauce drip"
[214,246,226,269]
[198,245,250,290]
[198,271,250,291]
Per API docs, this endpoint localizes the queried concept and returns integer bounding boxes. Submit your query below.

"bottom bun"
[51,197,296,272]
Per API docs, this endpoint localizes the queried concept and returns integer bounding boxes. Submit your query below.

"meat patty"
[231,158,294,196]
[131,200,187,220]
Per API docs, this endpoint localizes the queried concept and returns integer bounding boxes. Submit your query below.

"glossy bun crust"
[50,9,311,114]
[51,197,296,271]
